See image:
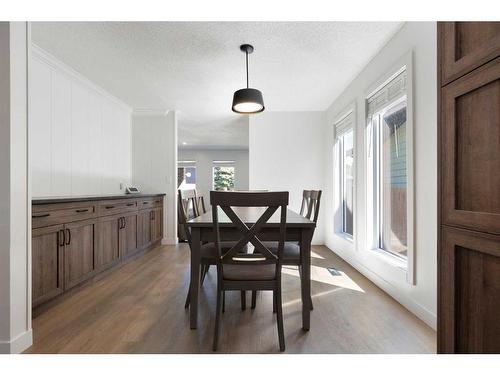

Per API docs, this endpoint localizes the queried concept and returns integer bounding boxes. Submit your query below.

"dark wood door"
[64,219,96,290]
[96,215,120,271]
[137,209,152,249]
[440,227,500,353]
[438,22,500,354]
[441,57,500,234]
[120,212,138,258]
[32,224,64,307]
[441,22,500,85]
[151,207,163,243]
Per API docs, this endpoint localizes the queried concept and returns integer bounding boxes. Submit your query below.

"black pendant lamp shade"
[232,44,265,114]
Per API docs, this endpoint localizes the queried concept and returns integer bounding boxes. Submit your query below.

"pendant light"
[232,44,265,114]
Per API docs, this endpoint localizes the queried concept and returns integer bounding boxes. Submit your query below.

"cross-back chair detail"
[299,190,322,223]
[210,191,289,352]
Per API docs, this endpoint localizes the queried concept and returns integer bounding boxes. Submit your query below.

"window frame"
[364,51,414,285]
[333,102,356,244]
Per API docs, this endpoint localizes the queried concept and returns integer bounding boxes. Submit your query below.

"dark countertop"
[32,193,166,205]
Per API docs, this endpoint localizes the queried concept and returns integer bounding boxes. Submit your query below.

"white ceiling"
[32,22,403,149]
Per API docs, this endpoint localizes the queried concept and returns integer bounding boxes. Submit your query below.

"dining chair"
[253,189,322,311]
[210,191,289,352]
[179,189,248,310]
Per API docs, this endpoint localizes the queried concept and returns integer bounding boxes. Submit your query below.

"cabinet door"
[64,219,96,290]
[441,57,500,234]
[441,22,500,85]
[439,226,500,353]
[137,210,152,249]
[120,213,138,258]
[151,207,163,243]
[32,224,64,307]
[96,215,121,271]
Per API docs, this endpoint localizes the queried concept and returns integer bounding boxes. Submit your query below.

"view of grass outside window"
[213,166,235,191]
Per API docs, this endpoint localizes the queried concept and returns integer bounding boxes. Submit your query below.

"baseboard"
[162,237,178,245]
[0,329,33,354]
[325,244,437,330]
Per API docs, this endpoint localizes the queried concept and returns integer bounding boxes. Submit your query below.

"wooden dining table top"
[186,206,316,228]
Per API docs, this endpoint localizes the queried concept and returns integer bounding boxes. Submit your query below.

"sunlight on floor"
[282,265,364,292]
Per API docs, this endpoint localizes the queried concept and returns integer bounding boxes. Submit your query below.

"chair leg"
[299,266,313,311]
[222,291,226,313]
[213,288,222,351]
[273,291,276,313]
[275,288,285,352]
[184,284,191,309]
[251,290,257,309]
[241,291,246,310]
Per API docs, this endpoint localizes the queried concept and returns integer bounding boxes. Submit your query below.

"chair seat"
[223,263,276,281]
[262,242,301,264]
[201,242,248,259]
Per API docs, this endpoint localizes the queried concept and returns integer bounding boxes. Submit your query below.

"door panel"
[151,207,163,243]
[32,224,64,307]
[441,22,500,84]
[442,57,500,234]
[439,227,500,353]
[64,219,96,289]
[120,213,138,257]
[137,210,152,249]
[96,215,120,271]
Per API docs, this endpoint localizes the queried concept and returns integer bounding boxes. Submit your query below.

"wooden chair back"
[178,189,201,244]
[210,191,288,277]
[299,190,322,223]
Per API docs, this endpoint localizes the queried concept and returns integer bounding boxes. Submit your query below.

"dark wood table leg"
[300,227,313,331]
[190,227,201,329]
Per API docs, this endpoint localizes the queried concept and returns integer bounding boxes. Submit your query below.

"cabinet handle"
[155,200,160,203]
[59,229,65,247]
[122,217,126,228]
[143,202,149,205]
[126,203,134,206]
[76,209,89,213]
[65,228,71,245]
[105,205,115,209]
[32,213,50,218]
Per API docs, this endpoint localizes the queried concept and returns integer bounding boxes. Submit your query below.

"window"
[334,110,355,238]
[178,161,197,190]
[213,161,235,191]
[367,68,409,260]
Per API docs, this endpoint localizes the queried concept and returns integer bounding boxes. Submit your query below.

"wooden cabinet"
[96,214,121,271]
[151,207,163,243]
[138,209,152,249]
[32,225,64,306]
[32,194,164,309]
[438,22,500,353]
[441,22,500,85]
[120,212,138,258]
[64,219,96,290]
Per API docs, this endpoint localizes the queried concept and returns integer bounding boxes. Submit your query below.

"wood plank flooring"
[25,244,436,353]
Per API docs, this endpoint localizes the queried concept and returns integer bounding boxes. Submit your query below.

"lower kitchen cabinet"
[64,219,97,290]
[96,214,121,271]
[32,195,164,308]
[32,224,64,306]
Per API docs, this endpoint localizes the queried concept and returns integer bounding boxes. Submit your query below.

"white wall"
[132,111,178,245]
[0,22,32,354]
[178,148,249,196]
[323,22,437,328]
[30,45,132,198]
[249,112,326,245]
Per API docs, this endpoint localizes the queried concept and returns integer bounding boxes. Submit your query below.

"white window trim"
[333,102,357,248]
[364,50,415,285]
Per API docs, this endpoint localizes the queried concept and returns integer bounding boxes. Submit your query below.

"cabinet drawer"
[138,198,162,210]
[98,199,138,217]
[32,203,97,229]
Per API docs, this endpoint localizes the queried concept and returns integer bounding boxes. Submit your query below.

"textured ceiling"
[32,22,403,148]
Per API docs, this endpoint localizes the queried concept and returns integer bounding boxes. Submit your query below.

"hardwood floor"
[25,244,436,353]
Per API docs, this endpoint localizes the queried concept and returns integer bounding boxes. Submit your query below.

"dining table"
[186,206,316,330]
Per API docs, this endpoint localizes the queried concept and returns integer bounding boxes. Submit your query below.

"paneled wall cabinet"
[438,22,500,353]
[32,194,164,308]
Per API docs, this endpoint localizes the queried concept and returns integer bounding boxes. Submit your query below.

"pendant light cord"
[246,50,249,88]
